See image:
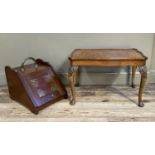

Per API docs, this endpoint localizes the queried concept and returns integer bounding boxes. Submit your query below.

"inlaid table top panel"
[70,49,147,61]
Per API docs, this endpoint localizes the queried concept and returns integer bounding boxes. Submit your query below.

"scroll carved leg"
[75,66,80,87]
[68,66,76,105]
[138,66,147,107]
[131,66,137,88]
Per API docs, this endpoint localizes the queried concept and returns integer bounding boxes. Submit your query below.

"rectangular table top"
[70,49,147,61]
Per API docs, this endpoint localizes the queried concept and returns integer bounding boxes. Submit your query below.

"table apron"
[71,60,146,67]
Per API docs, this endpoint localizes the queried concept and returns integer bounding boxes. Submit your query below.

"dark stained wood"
[5,58,68,114]
[68,48,148,106]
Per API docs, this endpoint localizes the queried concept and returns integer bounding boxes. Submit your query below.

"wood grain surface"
[70,49,147,60]
[0,84,154,122]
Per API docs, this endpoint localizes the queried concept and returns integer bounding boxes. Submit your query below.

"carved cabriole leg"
[68,66,76,105]
[75,66,80,86]
[131,66,137,88]
[138,66,147,107]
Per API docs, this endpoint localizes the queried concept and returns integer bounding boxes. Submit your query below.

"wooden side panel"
[5,66,38,114]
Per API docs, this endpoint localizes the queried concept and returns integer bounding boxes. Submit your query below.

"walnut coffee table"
[68,49,148,107]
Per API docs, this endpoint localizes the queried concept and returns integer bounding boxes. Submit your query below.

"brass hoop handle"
[21,57,38,71]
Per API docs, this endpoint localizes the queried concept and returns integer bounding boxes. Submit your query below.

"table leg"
[75,66,80,86]
[68,66,76,105]
[138,66,147,107]
[131,66,137,88]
